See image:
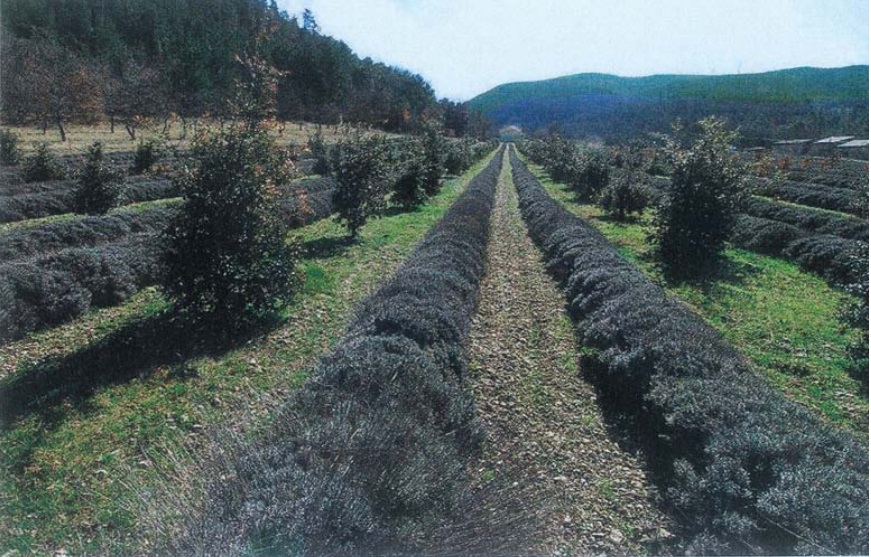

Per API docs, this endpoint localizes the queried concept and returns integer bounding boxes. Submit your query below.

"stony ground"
[466,151,675,555]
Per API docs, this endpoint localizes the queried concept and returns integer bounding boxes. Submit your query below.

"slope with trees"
[0,0,490,137]
[470,67,869,142]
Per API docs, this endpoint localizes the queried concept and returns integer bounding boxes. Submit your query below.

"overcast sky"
[277,0,869,101]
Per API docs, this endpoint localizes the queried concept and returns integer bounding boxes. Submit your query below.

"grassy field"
[524,163,868,437]
[5,120,387,157]
[0,150,496,555]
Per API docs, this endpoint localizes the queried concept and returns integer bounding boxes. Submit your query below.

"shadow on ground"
[0,308,276,430]
[303,234,355,259]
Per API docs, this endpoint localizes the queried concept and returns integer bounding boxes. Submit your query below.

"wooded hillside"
[0,0,487,138]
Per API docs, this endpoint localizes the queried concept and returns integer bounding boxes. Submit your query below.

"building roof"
[837,139,869,148]
[815,136,854,144]
[773,139,812,145]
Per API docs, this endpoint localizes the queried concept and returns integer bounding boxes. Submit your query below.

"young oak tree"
[162,127,300,326]
[331,134,390,238]
[652,117,747,276]
[162,41,299,327]
[74,142,122,215]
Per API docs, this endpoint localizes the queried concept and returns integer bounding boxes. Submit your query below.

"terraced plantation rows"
[743,196,868,241]
[509,148,867,555]
[0,146,500,554]
[0,176,177,224]
[751,177,865,217]
[0,134,867,556]
[163,146,505,555]
[0,174,337,343]
[521,150,868,426]
[598,168,869,289]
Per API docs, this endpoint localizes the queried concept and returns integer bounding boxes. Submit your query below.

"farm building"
[809,135,854,156]
[772,139,811,156]
[836,139,869,160]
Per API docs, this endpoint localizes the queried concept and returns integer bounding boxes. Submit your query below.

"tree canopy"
[0,0,488,135]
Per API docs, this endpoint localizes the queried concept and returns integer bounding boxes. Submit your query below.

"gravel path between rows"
[466,150,675,555]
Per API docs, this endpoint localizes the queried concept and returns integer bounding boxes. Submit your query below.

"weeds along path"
[467,149,674,554]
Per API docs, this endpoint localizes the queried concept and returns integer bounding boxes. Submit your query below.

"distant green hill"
[470,66,869,142]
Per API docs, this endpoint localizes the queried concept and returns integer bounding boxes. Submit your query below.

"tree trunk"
[125,123,136,141]
[180,115,187,140]
[110,114,115,133]
[56,117,66,142]
[42,120,48,134]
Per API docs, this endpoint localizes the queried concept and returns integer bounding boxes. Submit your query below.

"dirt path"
[466,148,674,555]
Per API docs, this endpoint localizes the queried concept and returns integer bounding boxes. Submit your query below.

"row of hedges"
[0,233,164,342]
[1,177,335,264]
[0,204,177,262]
[0,187,75,224]
[1,177,70,196]
[0,175,340,341]
[784,234,868,287]
[753,177,866,217]
[1,141,181,183]
[731,215,868,286]
[276,177,336,228]
[0,177,177,224]
[520,136,610,200]
[509,148,868,556]
[744,196,868,241]
[319,132,494,237]
[743,155,868,191]
[176,147,505,555]
[786,167,869,191]
[445,138,497,176]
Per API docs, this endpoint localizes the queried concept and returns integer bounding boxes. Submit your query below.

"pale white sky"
[277,0,870,101]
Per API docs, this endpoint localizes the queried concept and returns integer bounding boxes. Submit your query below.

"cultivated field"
[0,128,867,556]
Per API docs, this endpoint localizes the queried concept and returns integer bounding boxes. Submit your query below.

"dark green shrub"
[445,139,473,175]
[575,149,610,201]
[0,129,21,166]
[391,141,428,210]
[307,129,331,175]
[652,117,747,275]
[162,127,301,325]
[130,138,164,175]
[598,174,649,220]
[331,134,390,238]
[22,143,66,182]
[420,123,447,196]
[75,142,122,215]
[392,161,428,210]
